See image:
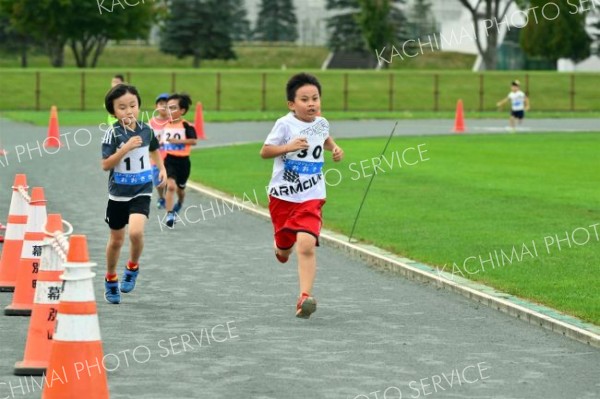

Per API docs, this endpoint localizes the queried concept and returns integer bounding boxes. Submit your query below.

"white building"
[245,0,329,45]
[244,0,488,50]
[241,1,600,70]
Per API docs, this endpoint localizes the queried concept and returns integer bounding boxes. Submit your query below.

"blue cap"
[155,93,170,102]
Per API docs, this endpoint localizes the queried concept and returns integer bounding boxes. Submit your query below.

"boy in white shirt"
[260,73,344,319]
[497,80,530,133]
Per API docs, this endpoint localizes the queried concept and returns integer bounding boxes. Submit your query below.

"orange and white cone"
[194,102,206,140]
[0,174,29,292]
[44,106,62,148]
[453,99,466,133]
[5,187,47,316]
[14,214,67,376]
[42,235,109,399]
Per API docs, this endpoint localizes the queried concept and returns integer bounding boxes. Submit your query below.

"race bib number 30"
[284,159,323,174]
[285,144,324,174]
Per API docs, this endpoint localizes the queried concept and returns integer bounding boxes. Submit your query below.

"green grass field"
[3,110,600,127]
[188,133,600,324]
[0,45,330,69]
[0,44,474,70]
[1,68,598,113]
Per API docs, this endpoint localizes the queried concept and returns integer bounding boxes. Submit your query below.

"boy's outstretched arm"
[101,136,140,171]
[324,137,344,162]
[260,137,309,159]
[169,122,197,146]
[496,97,508,107]
[167,137,197,146]
[149,150,167,188]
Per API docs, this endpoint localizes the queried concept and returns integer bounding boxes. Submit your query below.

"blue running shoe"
[157,198,166,209]
[120,268,139,293]
[173,201,183,213]
[166,212,176,228]
[104,280,121,304]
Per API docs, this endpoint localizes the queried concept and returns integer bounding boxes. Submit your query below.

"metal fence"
[2,70,599,112]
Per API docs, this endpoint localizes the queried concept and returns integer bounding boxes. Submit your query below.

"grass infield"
[188,132,600,325]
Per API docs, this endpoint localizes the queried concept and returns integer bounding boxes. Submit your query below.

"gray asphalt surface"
[196,118,600,147]
[0,118,598,399]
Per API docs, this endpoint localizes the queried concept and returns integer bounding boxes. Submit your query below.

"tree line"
[0,0,440,68]
[0,0,597,69]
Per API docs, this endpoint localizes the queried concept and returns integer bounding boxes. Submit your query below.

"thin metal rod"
[348,121,398,242]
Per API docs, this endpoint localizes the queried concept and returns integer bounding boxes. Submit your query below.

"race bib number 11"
[114,147,152,185]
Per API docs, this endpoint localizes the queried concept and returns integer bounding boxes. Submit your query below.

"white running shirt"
[508,90,526,111]
[265,113,330,203]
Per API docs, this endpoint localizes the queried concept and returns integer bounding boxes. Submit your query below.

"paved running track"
[197,118,600,147]
[0,118,598,399]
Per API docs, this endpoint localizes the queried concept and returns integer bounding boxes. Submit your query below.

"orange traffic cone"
[194,102,206,140]
[5,187,47,316]
[42,235,109,399]
[453,99,466,133]
[14,214,66,376]
[0,174,29,292]
[44,106,62,148]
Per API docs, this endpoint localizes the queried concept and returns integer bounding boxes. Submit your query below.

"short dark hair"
[286,73,322,102]
[113,74,125,82]
[512,80,520,86]
[167,93,192,115]
[104,84,141,115]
